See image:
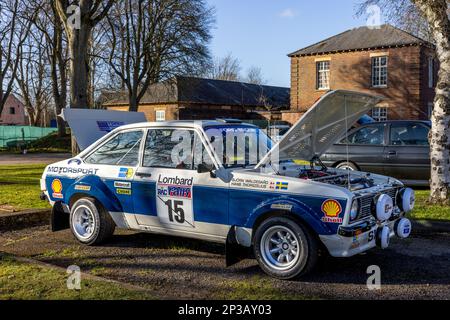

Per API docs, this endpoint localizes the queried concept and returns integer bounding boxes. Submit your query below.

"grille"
[356,188,400,221]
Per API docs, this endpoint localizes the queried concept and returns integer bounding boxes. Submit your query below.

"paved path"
[1,226,449,299]
[0,153,71,165]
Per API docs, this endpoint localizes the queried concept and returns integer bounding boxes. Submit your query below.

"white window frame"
[372,106,388,122]
[316,61,330,90]
[428,56,434,88]
[371,56,388,88]
[155,110,166,122]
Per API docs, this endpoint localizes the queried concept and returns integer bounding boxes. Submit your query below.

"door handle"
[135,172,152,178]
[386,150,397,159]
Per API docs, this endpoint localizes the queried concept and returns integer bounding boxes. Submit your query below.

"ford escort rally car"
[41,90,414,279]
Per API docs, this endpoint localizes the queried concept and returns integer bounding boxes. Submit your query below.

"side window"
[85,130,143,166]
[342,124,385,145]
[144,129,197,170]
[390,123,430,146]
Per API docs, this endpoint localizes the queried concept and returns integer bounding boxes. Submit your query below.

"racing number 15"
[166,200,185,224]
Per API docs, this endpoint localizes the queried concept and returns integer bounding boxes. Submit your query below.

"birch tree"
[357,0,450,203]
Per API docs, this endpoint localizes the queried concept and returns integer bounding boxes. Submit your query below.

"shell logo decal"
[51,179,63,199]
[321,199,342,217]
[321,199,343,224]
[51,179,63,193]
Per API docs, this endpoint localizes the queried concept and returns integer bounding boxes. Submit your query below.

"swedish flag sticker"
[276,182,289,190]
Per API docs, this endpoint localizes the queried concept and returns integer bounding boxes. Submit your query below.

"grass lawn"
[0,254,153,300]
[0,164,50,212]
[0,164,449,221]
[408,189,450,221]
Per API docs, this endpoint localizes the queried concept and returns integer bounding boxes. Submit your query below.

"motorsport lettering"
[47,166,99,175]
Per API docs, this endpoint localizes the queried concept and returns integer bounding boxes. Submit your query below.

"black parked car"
[321,120,431,186]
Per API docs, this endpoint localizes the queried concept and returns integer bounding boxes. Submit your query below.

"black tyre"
[253,216,318,279]
[70,197,115,245]
[336,161,358,171]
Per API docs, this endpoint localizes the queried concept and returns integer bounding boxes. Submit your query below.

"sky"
[207,0,372,87]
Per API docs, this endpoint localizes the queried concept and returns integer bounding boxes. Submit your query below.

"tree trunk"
[68,25,92,109]
[129,92,139,112]
[412,0,450,204]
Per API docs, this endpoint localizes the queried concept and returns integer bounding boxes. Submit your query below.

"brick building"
[0,94,27,125]
[101,76,290,122]
[287,24,437,123]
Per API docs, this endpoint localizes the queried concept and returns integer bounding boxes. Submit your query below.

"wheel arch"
[65,175,123,213]
[245,197,334,237]
[333,160,360,171]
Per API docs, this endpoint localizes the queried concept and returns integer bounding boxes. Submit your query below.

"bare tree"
[206,53,241,81]
[357,0,450,204]
[15,29,53,126]
[54,0,114,109]
[246,66,266,85]
[103,0,213,112]
[32,1,69,136]
[356,0,435,41]
[0,0,37,114]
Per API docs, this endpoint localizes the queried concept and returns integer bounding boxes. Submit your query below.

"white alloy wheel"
[72,204,96,240]
[260,226,301,271]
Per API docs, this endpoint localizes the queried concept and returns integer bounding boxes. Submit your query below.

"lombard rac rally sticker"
[51,179,63,199]
[321,199,343,223]
[156,175,194,228]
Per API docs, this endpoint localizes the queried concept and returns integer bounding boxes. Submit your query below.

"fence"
[0,126,58,148]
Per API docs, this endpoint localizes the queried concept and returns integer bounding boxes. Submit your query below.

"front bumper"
[319,217,402,258]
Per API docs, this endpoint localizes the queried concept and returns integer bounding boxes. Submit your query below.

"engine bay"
[296,168,375,191]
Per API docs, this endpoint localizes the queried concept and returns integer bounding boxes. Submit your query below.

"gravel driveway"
[1,226,449,300]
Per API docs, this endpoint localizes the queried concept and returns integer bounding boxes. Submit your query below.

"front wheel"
[253,217,318,279]
[70,197,115,245]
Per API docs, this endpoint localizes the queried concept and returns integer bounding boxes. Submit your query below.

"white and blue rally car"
[40,90,414,279]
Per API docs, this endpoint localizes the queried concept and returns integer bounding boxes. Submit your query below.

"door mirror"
[197,163,215,174]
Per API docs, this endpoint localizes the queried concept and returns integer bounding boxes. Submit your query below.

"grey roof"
[101,76,290,109]
[288,24,432,57]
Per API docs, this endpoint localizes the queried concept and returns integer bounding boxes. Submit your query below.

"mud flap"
[51,202,69,232]
[225,226,251,267]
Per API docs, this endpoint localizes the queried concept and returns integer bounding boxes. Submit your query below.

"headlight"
[349,199,359,221]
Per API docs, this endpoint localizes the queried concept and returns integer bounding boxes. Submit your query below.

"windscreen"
[204,125,272,168]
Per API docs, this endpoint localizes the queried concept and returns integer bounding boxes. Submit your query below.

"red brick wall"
[420,46,438,119]
[0,95,27,125]
[290,45,434,120]
[281,111,304,125]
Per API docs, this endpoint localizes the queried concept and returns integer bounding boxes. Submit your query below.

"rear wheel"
[336,161,358,171]
[70,197,115,245]
[253,217,318,279]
